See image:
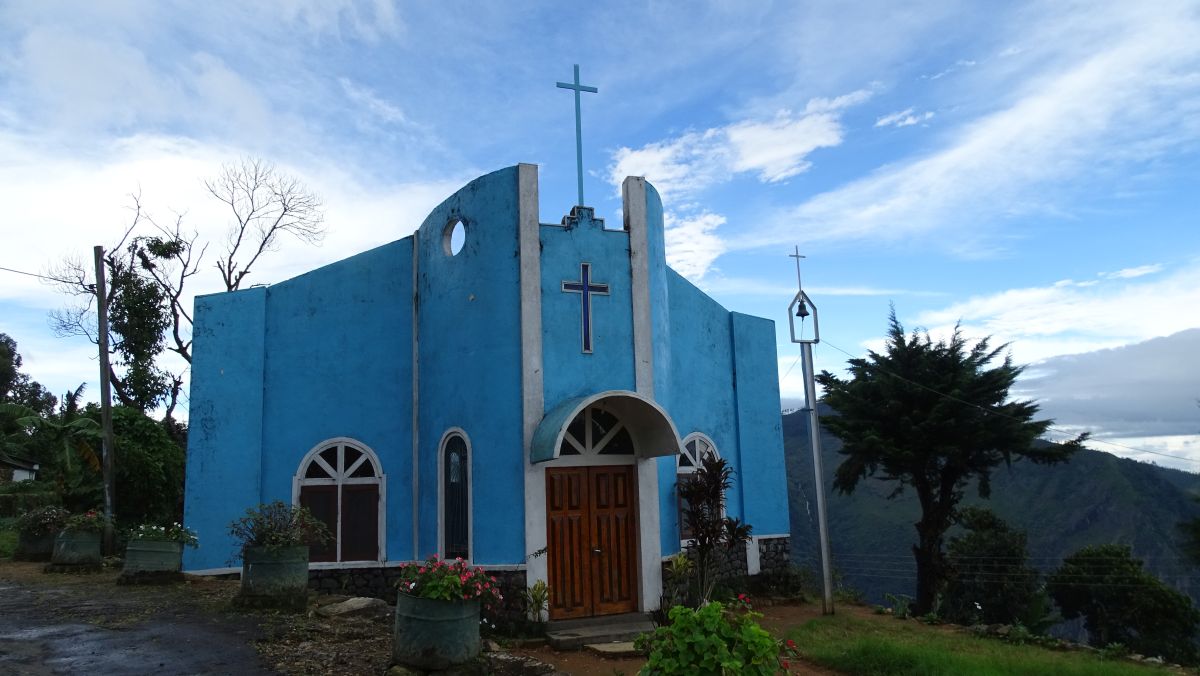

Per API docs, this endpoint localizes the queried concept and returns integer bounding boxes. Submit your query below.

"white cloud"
[737,2,1200,251]
[1102,263,1163,279]
[875,108,935,128]
[664,212,727,282]
[608,88,872,201]
[912,260,1200,366]
[339,77,413,127]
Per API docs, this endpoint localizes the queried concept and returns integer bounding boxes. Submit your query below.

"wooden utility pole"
[94,246,117,553]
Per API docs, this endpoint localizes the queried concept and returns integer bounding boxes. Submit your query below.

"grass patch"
[787,614,1171,676]
[0,517,17,559]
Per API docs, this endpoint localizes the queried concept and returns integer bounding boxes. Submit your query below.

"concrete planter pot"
[237,545,310,610]
[123,538,184,574]
[14,530,57,561]
[51,530,102,565]
[392,592,481,670]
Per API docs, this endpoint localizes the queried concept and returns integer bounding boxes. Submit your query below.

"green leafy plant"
[396,555,502,608]
[524,579,549,623]
[63,509,108,533]
[1100,642,1129,660]
[128,521,198,547]
[884,593,912,619]
[228,500,330,557]
[15,505,68,536]
[678,456,753,604]
[636,601,780,675]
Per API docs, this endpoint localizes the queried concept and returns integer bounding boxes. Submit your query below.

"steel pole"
[801,341,834,614]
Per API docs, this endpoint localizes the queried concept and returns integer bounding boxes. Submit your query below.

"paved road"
[0,580,277,675]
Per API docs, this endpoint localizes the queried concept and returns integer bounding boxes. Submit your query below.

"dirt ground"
[0,560,843,675]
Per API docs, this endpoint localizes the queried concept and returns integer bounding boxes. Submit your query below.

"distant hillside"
[783,406,1200,605]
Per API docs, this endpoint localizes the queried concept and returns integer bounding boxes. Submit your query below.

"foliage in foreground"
[227,500,331,559]
[816,310,1083,613]
[789,612,1173,676]
[637,601,780,675]
[1048,544,1200,664]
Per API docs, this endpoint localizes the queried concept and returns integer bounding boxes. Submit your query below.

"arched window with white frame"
[676,432,719,542]
[439,430,472,561]
[294,438,385,563]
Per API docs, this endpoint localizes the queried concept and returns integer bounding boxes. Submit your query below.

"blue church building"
[183,164,790,619]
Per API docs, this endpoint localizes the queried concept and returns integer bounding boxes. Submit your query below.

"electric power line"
[0,265,70,284]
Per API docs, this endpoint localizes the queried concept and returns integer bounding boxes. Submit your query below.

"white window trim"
[677,432,721,547]
[437,428,474,564]
[292,437,387,564]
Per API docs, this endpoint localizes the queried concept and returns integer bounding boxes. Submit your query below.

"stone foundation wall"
[758,536,790,575]
[307,565,528,623]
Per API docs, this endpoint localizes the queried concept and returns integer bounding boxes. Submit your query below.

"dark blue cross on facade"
[561,262,609,354]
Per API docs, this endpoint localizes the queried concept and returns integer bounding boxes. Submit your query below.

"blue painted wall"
[416,167,526,565]
[656,269,743,553]
[259,240,414,560]
[732,312,789,536]
[183,288,267,571]
[183,165,790,575]
[540,208,637,408]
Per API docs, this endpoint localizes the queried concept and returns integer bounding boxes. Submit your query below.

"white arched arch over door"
[293,437,386,564]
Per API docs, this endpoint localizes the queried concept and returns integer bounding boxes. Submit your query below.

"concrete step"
[545,614,655,651]
[584,641,642,658]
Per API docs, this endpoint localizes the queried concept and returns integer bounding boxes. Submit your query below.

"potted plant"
[14,506,68,561]
[392,555,502,670]
[50,509,107,567]
[228,500,330,610]
[121,522,198,579]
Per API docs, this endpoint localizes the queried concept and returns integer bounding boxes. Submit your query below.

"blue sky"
[1,1,1198,467]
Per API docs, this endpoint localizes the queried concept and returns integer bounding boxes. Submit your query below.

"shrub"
[128,522,198,547]
[636,601,780,675]
[227,500,330,559]
[678,456,753,604]
[943,507,1043,627]
[15,505,68,536]
[396,555,502,608]
[63,509,108,533]
[1049,544,1200,664]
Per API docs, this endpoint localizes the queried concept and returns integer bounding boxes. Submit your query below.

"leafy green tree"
[942,507,1050,628]
[1048,544,1200,663]
[0,333,56,424]
[4,385,103,511]
[816,311,1082,613]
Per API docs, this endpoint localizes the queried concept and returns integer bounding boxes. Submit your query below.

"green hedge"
[0,492,60,518]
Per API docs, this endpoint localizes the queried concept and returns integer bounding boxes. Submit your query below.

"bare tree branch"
[207,158,325,291]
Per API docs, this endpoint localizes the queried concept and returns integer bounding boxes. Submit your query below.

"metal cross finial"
[557,64,598,207]
[790,245,806,291]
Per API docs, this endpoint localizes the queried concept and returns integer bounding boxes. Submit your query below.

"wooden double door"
[546,466,639,619]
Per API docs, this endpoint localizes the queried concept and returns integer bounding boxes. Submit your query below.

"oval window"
[444,219,466,256]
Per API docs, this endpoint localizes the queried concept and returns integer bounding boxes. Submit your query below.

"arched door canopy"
[531,390,683,463]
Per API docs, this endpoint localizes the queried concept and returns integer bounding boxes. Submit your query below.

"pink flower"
[419,567,427,574]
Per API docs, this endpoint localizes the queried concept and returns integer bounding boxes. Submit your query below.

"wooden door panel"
[589,466,638,615]
[547,468,591,619]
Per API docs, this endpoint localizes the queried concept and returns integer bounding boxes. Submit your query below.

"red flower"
[786,639,796,649]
